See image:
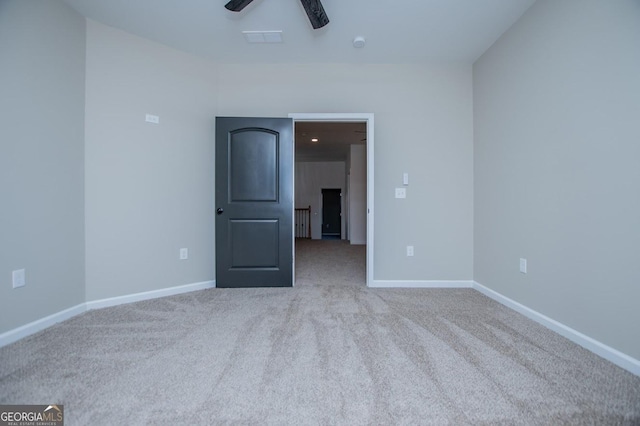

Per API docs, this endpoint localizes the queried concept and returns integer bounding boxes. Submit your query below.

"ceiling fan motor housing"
[225,0,330,29]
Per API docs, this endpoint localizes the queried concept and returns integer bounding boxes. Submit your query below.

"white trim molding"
[86,280,216,310]
[370,280,473,288]
[0,280,216,348]
[473,281,640,376]
[0,303,86,348]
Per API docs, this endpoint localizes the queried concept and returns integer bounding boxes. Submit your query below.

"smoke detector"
[353,36,366,48]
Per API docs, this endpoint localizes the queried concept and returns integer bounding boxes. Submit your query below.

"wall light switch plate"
[12,269,25,288]
[395,188,406,199]
[403,173,409,186]
[180,248,188,260]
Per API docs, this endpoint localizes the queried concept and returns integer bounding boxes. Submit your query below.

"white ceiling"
[63,0,536,64]
[295,122,366,162]
[63,0,535,161]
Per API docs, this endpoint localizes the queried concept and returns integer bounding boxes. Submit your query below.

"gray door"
[215,117,293,288]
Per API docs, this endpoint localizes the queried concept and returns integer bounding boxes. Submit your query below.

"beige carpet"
[1,239,639,425]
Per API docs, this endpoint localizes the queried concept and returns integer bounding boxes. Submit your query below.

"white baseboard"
[0,303,86,348]
[86,280,216,310]
[0,280,216,348]
[473,281,640,376]
[370,280,473,288]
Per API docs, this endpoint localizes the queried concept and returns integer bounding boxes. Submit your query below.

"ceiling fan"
[224,0,330,29]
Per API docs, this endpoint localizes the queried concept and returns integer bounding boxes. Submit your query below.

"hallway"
[295,239,366,288]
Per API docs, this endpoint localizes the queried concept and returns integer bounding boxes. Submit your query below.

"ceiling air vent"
[242,31,283,43]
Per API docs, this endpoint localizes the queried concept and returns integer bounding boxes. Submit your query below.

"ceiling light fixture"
[353,36,366,48]
[311,138,319,142]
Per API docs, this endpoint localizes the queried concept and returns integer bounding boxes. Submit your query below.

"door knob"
[216,208,224,215]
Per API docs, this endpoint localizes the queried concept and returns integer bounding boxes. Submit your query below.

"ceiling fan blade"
[299,0,330,29]
[225,0,255,12]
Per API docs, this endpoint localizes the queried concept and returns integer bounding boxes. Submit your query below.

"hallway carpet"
[1,240,639,424]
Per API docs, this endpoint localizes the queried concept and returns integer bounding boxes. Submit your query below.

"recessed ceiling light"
[311,138,319,142]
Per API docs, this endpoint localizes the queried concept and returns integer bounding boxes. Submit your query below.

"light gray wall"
[82,23,475,299]
[218,63,474,281]
[2,14,474,332]
[349,145,366,245]
[0,0,86,333]
[84,20,218,300]
[474,0,640,359]
[295,162,346,240]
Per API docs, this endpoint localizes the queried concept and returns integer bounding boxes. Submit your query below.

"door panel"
[229,129,278,202]
[216,117,293,288]
[229,219,279,268]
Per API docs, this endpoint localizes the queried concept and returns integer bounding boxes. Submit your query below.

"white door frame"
[289,113,374,287]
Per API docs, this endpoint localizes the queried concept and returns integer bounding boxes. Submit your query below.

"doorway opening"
[289,113,374,287]
[321,188,342,239]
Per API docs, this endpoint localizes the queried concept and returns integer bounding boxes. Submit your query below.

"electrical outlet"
[180,248,188,260]
[12,269,25,288]
[519,258,527,274]
[406,246,414,257]
[395,188,407,199]
[145,114,159,124]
